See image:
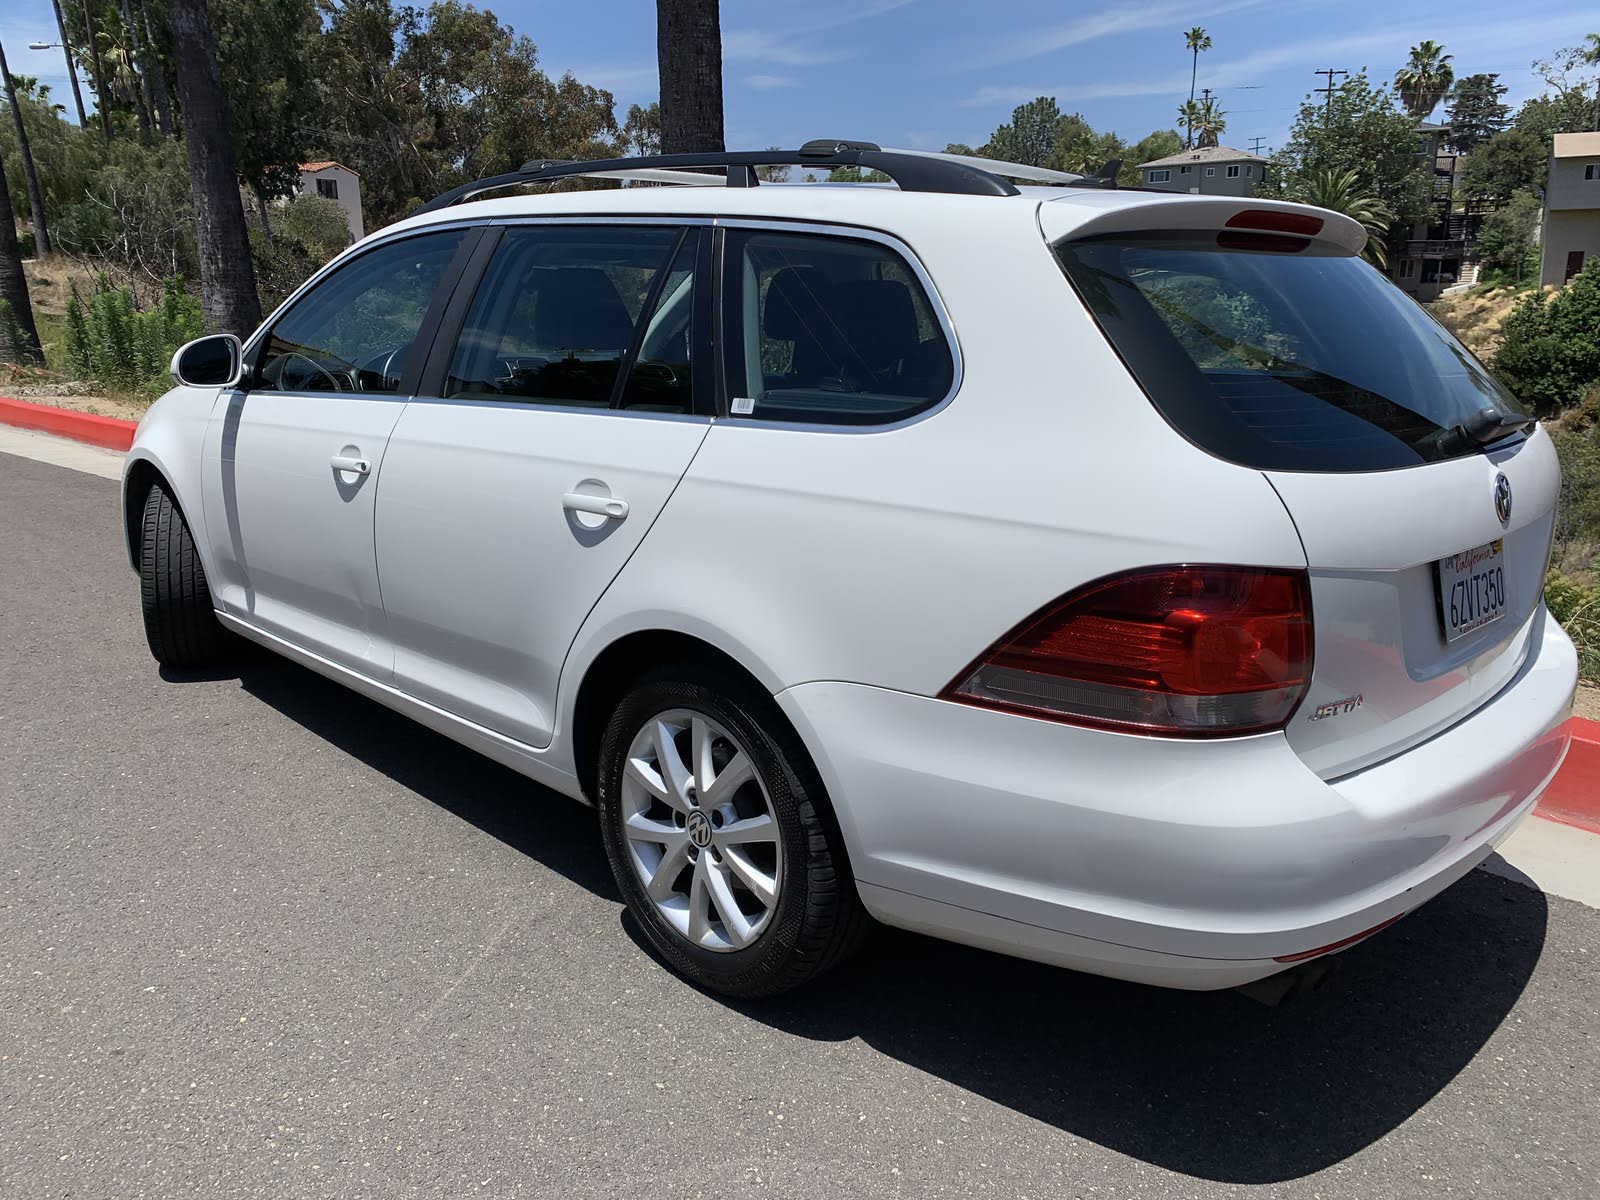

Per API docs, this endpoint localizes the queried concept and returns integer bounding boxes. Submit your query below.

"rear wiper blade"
[1439,407,1537,454]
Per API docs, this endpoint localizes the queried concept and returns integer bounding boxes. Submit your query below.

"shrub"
[1546,571,1600,682]
[1493,260,1600,415]
[63,275,203,397]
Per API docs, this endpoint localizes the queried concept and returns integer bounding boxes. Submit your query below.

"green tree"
[1458,129,1547,204]
[1288,167,1394,267]
[1121,129,1181,185]
[1274,71,1431,244]
[984,95,1062,167]
[1494,262,1600,414]
[1394,39,1454,119]
[1183,26,1211,148]
[623,102,661,156]
[1049,112,1124,174]
[211,0,323,241]
[1476,189,1541,278]
[1193,95,1226,148]
[1445,73,1509,153]
[1516,45,1600,141]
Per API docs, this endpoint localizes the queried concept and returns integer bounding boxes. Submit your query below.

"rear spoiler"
[1039,194,1368,258]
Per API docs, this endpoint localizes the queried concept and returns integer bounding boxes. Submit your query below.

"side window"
[255,229,464,394]
[443,225,696,412]
[724,230,955,426]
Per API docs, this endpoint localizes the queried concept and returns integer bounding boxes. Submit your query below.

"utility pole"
[1248,136,1267,155]
[1314,68,1348,126]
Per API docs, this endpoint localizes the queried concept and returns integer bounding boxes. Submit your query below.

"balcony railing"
[1405,238,1467,258]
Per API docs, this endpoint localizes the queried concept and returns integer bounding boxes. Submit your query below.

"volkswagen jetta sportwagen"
[124,142,1577,997]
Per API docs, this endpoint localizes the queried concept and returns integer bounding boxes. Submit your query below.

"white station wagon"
[125,142,1577,999]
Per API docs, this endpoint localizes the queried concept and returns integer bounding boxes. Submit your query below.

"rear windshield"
[1055,235,1527,472]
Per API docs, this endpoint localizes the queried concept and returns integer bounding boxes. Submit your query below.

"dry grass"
[1427,284,1529,360]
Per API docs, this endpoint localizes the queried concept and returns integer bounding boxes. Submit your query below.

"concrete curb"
[0,395,137,452]
[2,395,1597,834]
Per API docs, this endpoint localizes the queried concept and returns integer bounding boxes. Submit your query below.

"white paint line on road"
[1481,816,1600,910]
[0,424,124,480]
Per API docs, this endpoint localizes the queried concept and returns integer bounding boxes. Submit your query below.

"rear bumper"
[778,609,1577,989]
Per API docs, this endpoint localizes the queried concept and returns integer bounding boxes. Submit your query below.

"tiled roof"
[299,161,360,176]
[1138,145,1270,169]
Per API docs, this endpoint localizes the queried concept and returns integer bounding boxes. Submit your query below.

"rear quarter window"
[1055,235,1527,472]
[722,230,955,426]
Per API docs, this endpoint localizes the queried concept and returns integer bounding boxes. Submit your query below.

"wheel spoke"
[715,811,774,845]
[693,716,717,794]
[686,855,712,942]
[652,719,692,806]
[645,837,690,902]
[720,846,778,909]
[703,751,754,807]
[625,754,670,804]
[705,859,755,946]
[624,812,679,844]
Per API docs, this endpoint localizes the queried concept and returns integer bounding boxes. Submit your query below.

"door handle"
[331,454,371,476]
[562,491,629,520]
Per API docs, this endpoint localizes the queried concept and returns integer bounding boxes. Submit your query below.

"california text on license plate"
[1438,539,1507,642]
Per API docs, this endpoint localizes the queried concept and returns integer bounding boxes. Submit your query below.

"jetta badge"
[1493,473,1512,526]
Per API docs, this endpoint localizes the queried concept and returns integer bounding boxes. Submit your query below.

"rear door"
[373,222,711,748]
[201,228,470,678]
[1051,206,1557,777]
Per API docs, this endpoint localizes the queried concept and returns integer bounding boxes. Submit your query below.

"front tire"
[138,483,227,669]
[597,666,866,997]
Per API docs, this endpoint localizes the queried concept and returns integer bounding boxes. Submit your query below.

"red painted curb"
[1539,716,1600,835]
[0,395,137,452]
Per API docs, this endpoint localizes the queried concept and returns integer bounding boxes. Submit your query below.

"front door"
[1567,250,1586,282]
[374,223,711,747]
[201,228,469,678]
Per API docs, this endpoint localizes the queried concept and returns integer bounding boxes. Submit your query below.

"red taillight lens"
[941,565,1313,737]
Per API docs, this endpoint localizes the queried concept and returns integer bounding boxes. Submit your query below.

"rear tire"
[139,482,227,669]
[597,665,867,997]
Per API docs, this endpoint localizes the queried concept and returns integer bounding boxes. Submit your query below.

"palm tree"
[1301,168,1394,268]
[1394,40,1454,120]
[81,0,112,139]
[1177,99,1203,146]
[1585,32,1600,131]
[167,0,261,335]
[656,0,724,154]
[0,151,44,364]
[1194,96,1226,148]
[0,41,52,256]
[47,0,88,127]
[1183,26,1211,147]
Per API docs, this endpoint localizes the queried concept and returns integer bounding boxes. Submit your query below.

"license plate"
[1437,540,1507,642]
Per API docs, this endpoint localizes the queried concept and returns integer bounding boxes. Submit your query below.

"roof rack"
[413,141,1122,214]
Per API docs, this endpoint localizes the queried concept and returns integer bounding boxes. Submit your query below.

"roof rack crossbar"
[414,144,1024,213]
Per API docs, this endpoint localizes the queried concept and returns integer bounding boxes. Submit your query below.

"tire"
[138,482,227,669]
[597,665,867,997]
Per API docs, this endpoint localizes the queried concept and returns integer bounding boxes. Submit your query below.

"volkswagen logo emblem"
[1493,473,1512,526]
[686,810,713,848]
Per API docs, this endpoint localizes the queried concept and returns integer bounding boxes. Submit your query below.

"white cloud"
[979,0,1270,68]
[723,30,845,67]
[744,74,799,90]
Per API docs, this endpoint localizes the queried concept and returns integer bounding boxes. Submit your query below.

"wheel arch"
[122,454,168,571]
[567,625,862,887]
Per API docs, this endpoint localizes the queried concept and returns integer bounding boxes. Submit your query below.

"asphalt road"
[2,449,1598,1199]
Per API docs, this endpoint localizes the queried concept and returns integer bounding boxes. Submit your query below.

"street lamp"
[27,18,89,132]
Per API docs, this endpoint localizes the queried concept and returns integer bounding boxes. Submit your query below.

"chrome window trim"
[707,216,965,436]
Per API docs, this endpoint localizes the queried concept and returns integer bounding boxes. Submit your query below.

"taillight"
[941,565,1313,737]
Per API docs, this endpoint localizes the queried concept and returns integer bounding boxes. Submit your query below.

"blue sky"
[4,0,1597,156]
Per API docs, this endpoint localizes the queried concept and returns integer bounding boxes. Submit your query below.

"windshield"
[1055,235,1527,472]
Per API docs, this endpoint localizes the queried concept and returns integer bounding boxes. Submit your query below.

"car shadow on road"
[707,870,1548,1185]
[219,651,1547,1186]
[229,653,621,902]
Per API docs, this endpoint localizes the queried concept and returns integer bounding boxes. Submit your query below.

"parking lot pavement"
[2,446,1598,1199]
